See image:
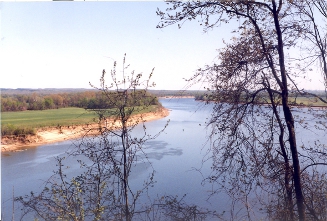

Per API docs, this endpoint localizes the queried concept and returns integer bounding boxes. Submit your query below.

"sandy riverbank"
[1,107,169,153]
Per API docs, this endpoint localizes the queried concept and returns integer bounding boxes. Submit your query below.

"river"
[1,98,327,220]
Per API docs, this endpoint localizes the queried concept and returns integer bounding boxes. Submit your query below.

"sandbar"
[1,107,169,153]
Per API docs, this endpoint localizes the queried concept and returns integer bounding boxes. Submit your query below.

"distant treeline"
[1,88,207,97]
[194,93,215,101]
[194,91,327,107]
[1,90,159,112]
[148,90,204,97]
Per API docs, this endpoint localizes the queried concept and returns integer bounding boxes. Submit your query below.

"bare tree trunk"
[122,130,130,221]
[272,1,305,220]
[283,101,305,221]
[267,85,294,220]
[121,90,130,221]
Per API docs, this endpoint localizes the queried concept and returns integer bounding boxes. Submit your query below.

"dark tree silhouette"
[157,1,327,220]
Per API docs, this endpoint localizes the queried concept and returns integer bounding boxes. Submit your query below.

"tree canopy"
[158,1,327,220]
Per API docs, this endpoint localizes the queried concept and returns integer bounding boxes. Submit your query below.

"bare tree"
[16,55,169,221]
[157,1,327,220]
[289,0,327,95]
[15,55,221,221]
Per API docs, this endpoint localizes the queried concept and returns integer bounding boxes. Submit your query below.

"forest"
[1,90,159,112]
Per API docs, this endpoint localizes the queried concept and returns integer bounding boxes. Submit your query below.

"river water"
[1,98,327,220]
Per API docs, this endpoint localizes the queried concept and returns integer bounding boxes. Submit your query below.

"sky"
[0,2,325,90]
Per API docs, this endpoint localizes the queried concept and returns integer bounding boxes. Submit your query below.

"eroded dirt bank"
[1,108,169,153]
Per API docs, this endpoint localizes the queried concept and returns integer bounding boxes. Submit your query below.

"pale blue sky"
[0,2,226,90]
[0,2,325,90]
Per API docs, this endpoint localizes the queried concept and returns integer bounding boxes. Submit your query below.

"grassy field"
[255,96,327,107]
[1,105,159,135]
[1,107,97,129]
[196,93,327,107]
[288,97,327,107]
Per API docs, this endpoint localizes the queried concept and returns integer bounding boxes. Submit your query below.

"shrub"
[1,124,36,136]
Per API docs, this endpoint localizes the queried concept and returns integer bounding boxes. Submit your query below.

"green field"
[250,96,327,107]
[1,107,97,129]
[288,97,327,107]
[261,97,327,107]
[1,105,159,135]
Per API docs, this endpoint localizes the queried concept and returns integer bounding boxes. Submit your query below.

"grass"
[1,108,97,129]
[197,93,327,107]
[255,96,327,107]
[288,97,327,107]
[1,105,160,135]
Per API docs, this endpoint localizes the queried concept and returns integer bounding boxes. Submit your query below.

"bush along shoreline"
[1,124,36,136]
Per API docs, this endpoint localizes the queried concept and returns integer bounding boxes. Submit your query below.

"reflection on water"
[2,98,325,220]
[144,140,183,160]
[145,140,169,150]
[1,98,215,220]
[146,147,183,160]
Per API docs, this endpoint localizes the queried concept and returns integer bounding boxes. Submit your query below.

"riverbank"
[196,98,327,109]
[159,96,195,99]
[1,107,169,153]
